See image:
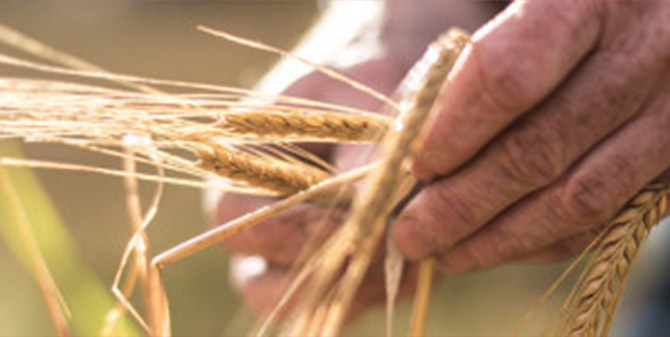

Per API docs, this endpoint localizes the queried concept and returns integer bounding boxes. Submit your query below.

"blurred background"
[0,2,668,336]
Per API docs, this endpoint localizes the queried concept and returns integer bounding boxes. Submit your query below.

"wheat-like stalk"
[218,110,390,143]
[563,184,668,337]
[0,24,376,336]
[272,29,470,337]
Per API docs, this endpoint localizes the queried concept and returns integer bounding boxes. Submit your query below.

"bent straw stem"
[408,257,435,337]
[151,163,375,268]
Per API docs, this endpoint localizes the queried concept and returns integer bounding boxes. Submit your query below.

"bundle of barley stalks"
[0,20,667,337]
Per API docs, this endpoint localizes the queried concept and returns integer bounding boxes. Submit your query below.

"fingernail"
[410,156,437,181]
[230,254,268,289]
[392,214,436,260]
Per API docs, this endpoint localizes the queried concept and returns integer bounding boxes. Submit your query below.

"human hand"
[215,59,417,316]
[393,0,670,274]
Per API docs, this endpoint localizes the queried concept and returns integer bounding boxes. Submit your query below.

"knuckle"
[548,153,638,230]
[466,227,532,269]
[497,121,565,187]
[555,174,613,225]
[422,183,479,244]
[475,44,535,112]
[484,228,527,262]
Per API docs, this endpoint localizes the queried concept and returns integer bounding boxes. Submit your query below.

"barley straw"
[218,110,390,143]
[148,265,171,337]
[197,25,401,113]
[0,51,381,118]
[409,257,435,337]
[0,166,71,337]
[0,157,263,195]
[108,164,164,334]
[276,29,469,337]
[119,152,169,336]
[326,30,469,336]
[385,235,404,337]
[151,162,376,269]
[0,25,173,335]
[563,184,669,337]
[0,22,159,95]
[0,22,403,337]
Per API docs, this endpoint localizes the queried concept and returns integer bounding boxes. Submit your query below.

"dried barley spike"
[218,111,390,143]
[196,144,330,195]
[565,184,668,337]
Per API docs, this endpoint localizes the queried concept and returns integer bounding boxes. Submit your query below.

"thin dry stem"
[0,22,160,94]
[280,29,470,337]
[122,152,168,336]
[0,166,71,336]
[105,152,165,334]
[408,257,435,337]
[123,154,152,318]
[385,235,404,337]
[148,265,171,337]
[564,184,668,337]
[0,156,277,195]
[102,259,144,335]
[197,25,401,113]
[152,162,375,269]
[0,48,382,117]
[0,22,405,337]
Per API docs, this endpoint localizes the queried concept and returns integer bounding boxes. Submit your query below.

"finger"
[215,193,343,265]
[438,91,670,273]
[450,168,670,268]
[394,3,670,261]
[518,229,601,263]
[412,0,602,179]
[231,255,294,317]
[394,31,666,261]
[232,254,420,320]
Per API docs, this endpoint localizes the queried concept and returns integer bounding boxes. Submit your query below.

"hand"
[393,0,670,273]
[215,59,415,316]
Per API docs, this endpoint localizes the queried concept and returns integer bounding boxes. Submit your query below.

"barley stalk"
[278,29,470,337]
[408,257,435,337]
[0,166,71,336]
[385,235,404,337]
[564,184,668,337]
[218,110,390,143]
[0,21,395,337]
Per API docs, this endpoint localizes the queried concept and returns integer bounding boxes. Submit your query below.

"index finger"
[412,0,601,180]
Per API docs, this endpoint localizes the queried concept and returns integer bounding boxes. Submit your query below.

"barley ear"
[194,144,330,195]
[218,111,390,143]
[564,184,668,337]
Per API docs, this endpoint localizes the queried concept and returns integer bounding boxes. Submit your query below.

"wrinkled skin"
[394,0,670,272]
[215,0,670,318]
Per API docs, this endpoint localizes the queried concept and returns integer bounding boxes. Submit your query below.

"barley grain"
[565,184,668,337]
[279,28,470,337]
[218,110,390,143]
[195,144,330,195]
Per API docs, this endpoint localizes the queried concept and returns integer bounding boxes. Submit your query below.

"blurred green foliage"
[0,142,137,336]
